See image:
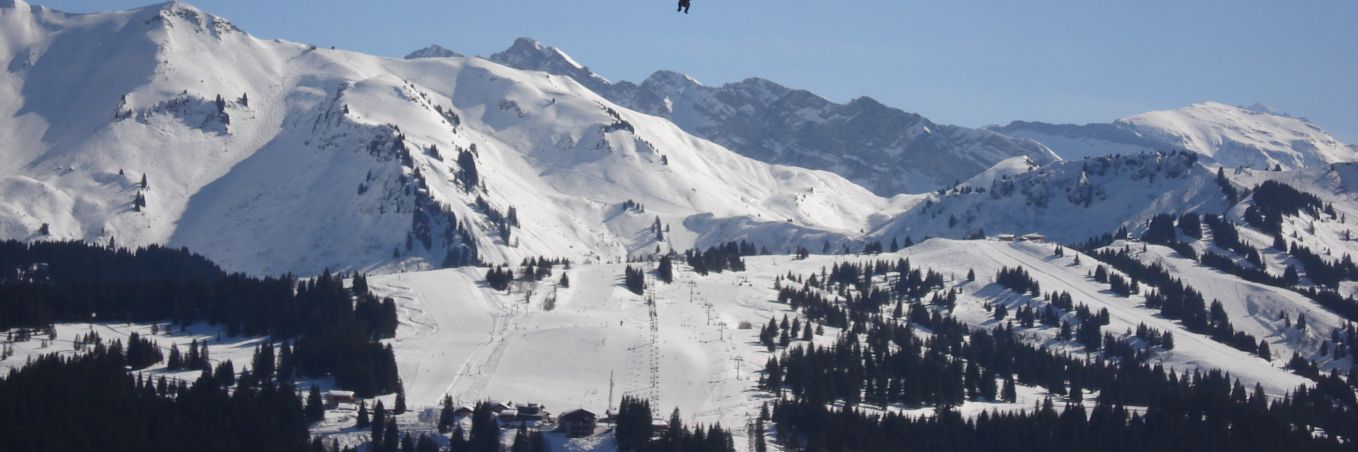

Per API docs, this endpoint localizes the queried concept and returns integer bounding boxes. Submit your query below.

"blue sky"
[39,0,1358,141]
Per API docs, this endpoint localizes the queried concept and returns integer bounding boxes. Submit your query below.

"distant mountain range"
[992,101,1357,170]
[485,37,1060,195]
[478,38,1355,194]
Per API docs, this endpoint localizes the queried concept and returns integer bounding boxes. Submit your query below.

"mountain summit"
[404,44,462,60]
[488,38,1059,195]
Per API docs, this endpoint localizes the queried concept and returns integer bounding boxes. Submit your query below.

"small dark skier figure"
[677,0,691,14]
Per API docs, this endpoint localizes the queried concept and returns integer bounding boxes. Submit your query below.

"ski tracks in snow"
[374,271,521,406]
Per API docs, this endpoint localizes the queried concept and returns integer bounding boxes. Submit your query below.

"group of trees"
[1286,241,1358,289]
[995,266,1040,296]
[485,265,515,291]
[656,255,675,284]
[757,314,817,351]
[684,241,757,275]
[166,338,213,372]
[615,396,735,452]
[0,240,402,397]
[759,253,1358,451]
[349,398,442,452]
[0,349,311,451]
[1243,180,1330,235]
[624,266,647,295]
[124,331,165,370]
[1091,247,1266,359]
[767,377,1353,451]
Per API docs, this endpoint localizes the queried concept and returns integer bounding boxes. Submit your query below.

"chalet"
[558,409,597,438]
[454,406,474,418]
[324,390,355,409]
[516,403,546,421]
[498,409,519,423]
[651,419,670,438]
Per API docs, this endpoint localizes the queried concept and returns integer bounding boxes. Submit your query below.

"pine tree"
[167,344,183,369]
[357,401,370,428]
[458,150,479,190]
[1001,374,1017,402]
[394,387,407,414]
[753,419,767,452]
[274,341,291,380]
[658,255,674,284]
[512,423,533,452]
[416,435,439,452]
[438,396,456,433]
[401,434,415,452]
[214,360,235,387]
[306,386,325,422]
[372,400,386,441]
[383,419,399,452]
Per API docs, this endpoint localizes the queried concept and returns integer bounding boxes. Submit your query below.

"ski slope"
[352,237,1349,449]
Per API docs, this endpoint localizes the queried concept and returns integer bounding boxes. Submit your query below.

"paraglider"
[677,0,691,14]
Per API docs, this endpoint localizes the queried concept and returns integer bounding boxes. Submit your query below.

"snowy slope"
[1226,163,1358,292]
[874,152,1232,244]
[486,38,1060,196]
[351,236,1346,450]
[0,1,899,275]
[993,102,1357,169]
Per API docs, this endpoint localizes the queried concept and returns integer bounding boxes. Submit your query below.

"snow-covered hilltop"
[486,38,1060,196]
[0,1,899,275]
[993,101,1357,170]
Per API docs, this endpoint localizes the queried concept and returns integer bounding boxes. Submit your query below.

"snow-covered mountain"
[403,44,462,60]
[992,102,1357,170]
[873,152,1232,244]
[485,38,1060,195]
[5,0,1355,282]
[0,0,902,275]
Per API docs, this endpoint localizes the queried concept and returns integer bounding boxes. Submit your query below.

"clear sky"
[36,0,1358,142]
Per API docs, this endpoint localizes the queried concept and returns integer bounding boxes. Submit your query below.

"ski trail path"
[371,270,511,406]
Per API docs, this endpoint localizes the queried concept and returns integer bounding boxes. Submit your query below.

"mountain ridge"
[993,101,1356,169]
[482,37,1061,195]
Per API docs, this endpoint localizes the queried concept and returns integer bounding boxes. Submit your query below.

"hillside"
[874,152,1230,244]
